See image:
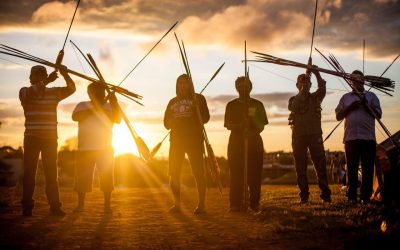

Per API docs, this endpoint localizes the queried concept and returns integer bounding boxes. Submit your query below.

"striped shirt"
[19,85,74,138]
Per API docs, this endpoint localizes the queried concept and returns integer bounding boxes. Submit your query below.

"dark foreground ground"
[0,184,399,250]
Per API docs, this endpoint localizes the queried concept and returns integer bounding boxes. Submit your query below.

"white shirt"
[335,91,382,143]
[73,101,114,151]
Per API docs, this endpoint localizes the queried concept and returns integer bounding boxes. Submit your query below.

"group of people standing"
[18,61,381,216]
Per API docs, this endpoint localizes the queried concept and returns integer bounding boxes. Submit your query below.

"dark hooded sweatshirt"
[163,85,210,145]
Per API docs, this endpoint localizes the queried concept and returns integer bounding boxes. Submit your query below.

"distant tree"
[60,136,78,151]
[0,146,23,159]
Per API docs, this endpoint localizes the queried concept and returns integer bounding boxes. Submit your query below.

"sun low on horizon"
[112,123,139,156]
[0,0,399,158]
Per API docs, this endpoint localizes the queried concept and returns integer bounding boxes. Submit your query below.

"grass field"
[0,184,399,249]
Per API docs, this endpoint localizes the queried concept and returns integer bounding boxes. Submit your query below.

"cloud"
[0,100,23,118]
[177,1,311,52]
[31,1,78,26]
[0,0,398,57]
[318,0,400,57]
[0,99,24,126]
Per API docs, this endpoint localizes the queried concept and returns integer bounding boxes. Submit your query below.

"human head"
[176,74,191,97]
[235,76,252,97]
[350,70,364,91]
[296,73,311,94]
[87,82,106,103]
[29,65,47,85]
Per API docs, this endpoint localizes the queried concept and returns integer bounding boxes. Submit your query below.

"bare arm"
[72,105,94,122]
[58,66,76,100]
[312,66,326,101]
[109,93,122,124]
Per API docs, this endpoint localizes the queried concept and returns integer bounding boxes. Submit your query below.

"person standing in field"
[288,66,331,204]
[72,82,121,213]
[224,76,268,212]
[335,70,382,204]
[164,74,210,214]
[20,65,76,216]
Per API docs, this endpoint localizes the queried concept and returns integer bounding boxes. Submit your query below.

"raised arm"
[57,66,76,101]
[312,66,326,101]
[72,103,93,122]
[108,93,122,124]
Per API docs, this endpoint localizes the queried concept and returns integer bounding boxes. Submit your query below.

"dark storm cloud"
[0,0,398,57]
[0,0,50,24]
[319,0,400,57]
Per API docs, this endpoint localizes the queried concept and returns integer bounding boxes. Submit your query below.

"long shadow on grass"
[257,201,399,250]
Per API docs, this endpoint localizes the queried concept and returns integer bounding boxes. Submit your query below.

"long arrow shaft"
[158,63,224,144]
[309,0,318,59]
[87,54,151,161]
[0,46,142,101]
[317,49,399,150]
[118,21,178,86]
[62,0,81,50]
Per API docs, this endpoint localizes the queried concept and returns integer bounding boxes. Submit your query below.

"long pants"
[292,134,331,201]
[74,149,114,193]
[169,140,206,204]
[228,134,264,209]
[345,139,376,201]
[21,136,61,210]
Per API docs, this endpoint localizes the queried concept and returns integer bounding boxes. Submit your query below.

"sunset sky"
[0,0,399,158]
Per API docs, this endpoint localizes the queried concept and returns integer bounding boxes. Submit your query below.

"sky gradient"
[0,0,399,157]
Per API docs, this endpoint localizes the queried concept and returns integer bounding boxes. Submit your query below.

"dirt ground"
[0,184,399,250]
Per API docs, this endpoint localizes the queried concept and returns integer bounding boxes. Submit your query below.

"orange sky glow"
[0,0,399,158]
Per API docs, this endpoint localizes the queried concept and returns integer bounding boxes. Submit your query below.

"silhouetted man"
[72,83,121,213]
[335,70,382,204]
[224,76,268,212]
[20,65,76,216]
[288,67,331,203]
[164,74,210,214]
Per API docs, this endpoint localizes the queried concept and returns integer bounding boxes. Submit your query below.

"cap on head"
[30,65,47,78]
[235,76,252,92]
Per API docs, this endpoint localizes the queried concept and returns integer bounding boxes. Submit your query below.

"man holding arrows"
[72,82,121,213]
[335,70,382,204]
[224,76,268,212]
[20,65,76,216]
[288,67,331,204]
[164,74,210,214]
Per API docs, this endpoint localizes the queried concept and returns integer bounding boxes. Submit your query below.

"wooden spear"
[150,62,225,158]
[86,54,152,162]
[173,33,223,194]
